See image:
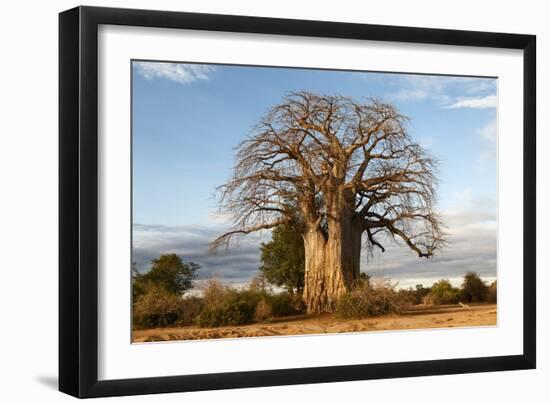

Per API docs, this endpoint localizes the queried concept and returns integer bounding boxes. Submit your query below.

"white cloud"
[446,95,497,109]
[364,192,496,288]
[134,62,215,84]
[386,75,497,110]
[389,75,451,101]
[391,88,429,101]
[133,223,270,282]
[207,211,233,225]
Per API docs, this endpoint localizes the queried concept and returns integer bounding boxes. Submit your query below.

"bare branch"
[212,91,446,259]
[210,218,289,252]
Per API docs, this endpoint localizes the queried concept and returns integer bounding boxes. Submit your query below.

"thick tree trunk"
[302,229,328,314]
[303,216,363,314]
[347,219,363,281]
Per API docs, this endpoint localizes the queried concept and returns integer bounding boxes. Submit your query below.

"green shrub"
[133,286,205,328]
[336,280,408,319]
[176,296,204,326]
[195,301,252,327]
[195,282,307,327]
[194,306,219,327]
[133,286,183,329]
[268,292,305,316]
[424,279,460,305]
[195,306,241,327]
[195,289,264,327]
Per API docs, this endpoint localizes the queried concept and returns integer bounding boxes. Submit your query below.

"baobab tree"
[212,92,446,313]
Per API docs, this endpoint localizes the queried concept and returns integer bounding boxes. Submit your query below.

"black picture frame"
[59,5,536,398]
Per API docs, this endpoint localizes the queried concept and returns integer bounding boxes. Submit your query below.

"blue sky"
[132,61,497,288]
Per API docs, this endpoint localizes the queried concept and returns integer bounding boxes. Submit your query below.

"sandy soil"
[132,303,497,343]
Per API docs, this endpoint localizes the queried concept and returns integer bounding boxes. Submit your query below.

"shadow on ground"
[35,375,58,390]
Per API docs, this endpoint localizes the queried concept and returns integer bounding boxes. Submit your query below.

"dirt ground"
[132,303,497,343]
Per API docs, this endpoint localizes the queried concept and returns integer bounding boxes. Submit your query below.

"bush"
[194,306,222,327]
[460,272,488,303]
[268,292,305,316]
[133,286,183,329]
[231,289,266,308]
[424,279,460,305]
[413,284,431,304]
[176,296,205,326]
[396,288,420,306]
[195,279,307,327]
[254,298,273,322]
[336,279,408,319]
[195,304,248,327]
[486,280,497,303]
[195,289,264,327]
[201,277,229,308]
[132,276,151,301]
[396,284,431,305]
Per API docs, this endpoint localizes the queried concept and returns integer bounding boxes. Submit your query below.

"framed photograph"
[59,6,536,398]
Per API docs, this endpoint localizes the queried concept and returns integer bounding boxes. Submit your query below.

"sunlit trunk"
[303,205,363,313]
[302,229,329,314]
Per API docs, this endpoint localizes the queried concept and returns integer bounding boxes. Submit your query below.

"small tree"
[259,224,305,294]
[460,272,488,303]
[425,279,460,305]
[136,254,199,296]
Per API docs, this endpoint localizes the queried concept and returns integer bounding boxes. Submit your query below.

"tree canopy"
[212,92,446,312]
[134,254,199,296]
[259,224,305,293]
[212,91,445,255]
[460,272,488,302]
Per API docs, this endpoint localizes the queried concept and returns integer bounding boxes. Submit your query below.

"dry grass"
[253,298,273,322]
[200,277,229,308]
[133,303,497,342]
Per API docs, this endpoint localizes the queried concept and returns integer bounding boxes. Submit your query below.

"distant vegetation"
[132,254,304,329]
[194,277,304,328]
[132,253,496,330]
[133,253,198,299]
[336,273,496,319]
[132,254,200,328]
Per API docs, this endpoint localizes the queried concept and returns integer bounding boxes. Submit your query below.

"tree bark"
[302,229,329,314]
[303,213,363,314]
